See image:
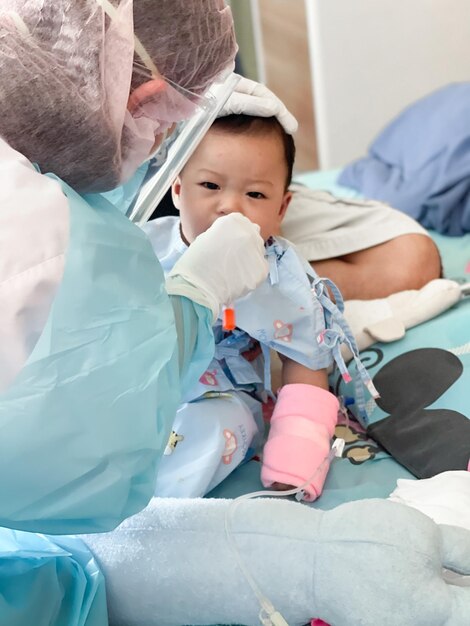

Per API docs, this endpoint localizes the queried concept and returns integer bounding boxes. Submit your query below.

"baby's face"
[172,127,292,243]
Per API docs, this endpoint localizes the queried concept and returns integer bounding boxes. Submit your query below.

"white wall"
[306,0,470,168]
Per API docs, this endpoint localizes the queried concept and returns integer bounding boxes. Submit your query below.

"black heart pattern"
[367,348,470,478]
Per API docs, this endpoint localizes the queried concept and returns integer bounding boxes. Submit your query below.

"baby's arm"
[261,355,339,501]
[280,354,329,389]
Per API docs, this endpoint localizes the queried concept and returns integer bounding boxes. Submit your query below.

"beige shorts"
[281,184,428,261]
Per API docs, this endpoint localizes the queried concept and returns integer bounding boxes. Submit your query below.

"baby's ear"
[171,176,182,209]
[279,191,292,220]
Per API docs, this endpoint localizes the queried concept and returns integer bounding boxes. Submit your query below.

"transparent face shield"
[95,0,239,222]
[127,71,240,225]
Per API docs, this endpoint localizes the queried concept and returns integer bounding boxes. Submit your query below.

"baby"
[145,113,372,499]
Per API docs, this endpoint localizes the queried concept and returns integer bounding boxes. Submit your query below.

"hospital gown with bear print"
[142,216,358,497]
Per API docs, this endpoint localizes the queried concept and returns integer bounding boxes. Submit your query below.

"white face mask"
[120,77,206,186]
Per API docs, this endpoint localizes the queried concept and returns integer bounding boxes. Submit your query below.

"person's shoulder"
[0,136,33,168]
[140,216,187,272]
[0,136,68,218]
[141,216,180,253]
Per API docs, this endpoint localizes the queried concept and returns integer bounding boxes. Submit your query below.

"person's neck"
[179,223,190,247]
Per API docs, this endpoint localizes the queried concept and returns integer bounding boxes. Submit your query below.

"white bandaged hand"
[165,213,268,321]
[219,74,298,134]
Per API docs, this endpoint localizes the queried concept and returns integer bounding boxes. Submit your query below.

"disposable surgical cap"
[0,0,237,193]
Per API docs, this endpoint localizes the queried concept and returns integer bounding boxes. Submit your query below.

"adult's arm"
[166,213,269,393]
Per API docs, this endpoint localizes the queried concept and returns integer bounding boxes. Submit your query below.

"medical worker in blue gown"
[0,1,269,623]
[1,2,470,625]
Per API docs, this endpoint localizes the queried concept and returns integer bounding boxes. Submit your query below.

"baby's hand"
[261,384,339,501]
[269,481,297,492]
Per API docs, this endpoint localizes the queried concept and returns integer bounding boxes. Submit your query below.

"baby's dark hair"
[210,114,296,190]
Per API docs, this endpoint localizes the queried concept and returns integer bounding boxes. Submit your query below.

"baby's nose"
[219,194,244,216]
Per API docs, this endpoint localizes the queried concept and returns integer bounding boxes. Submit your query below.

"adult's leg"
[282,187,460,369]
[312,233,441,300]
[282,187,441,300]
[311,232,456,357]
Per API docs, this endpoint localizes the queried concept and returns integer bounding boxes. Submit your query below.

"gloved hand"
[165,213,268,322]
[219,74,298,134]
[261,384,339,501]
[83,497,470,626]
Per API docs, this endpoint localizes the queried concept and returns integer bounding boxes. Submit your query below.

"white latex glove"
[219,74,298,134]
[165,213,268,321]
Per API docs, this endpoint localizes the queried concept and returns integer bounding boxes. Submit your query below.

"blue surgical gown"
[0,168,214,625]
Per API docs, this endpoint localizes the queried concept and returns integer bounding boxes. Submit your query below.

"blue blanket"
[339,83,470,235]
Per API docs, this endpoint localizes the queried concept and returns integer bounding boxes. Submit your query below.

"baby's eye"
[200,181,219,190]
[247,191,266,199]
